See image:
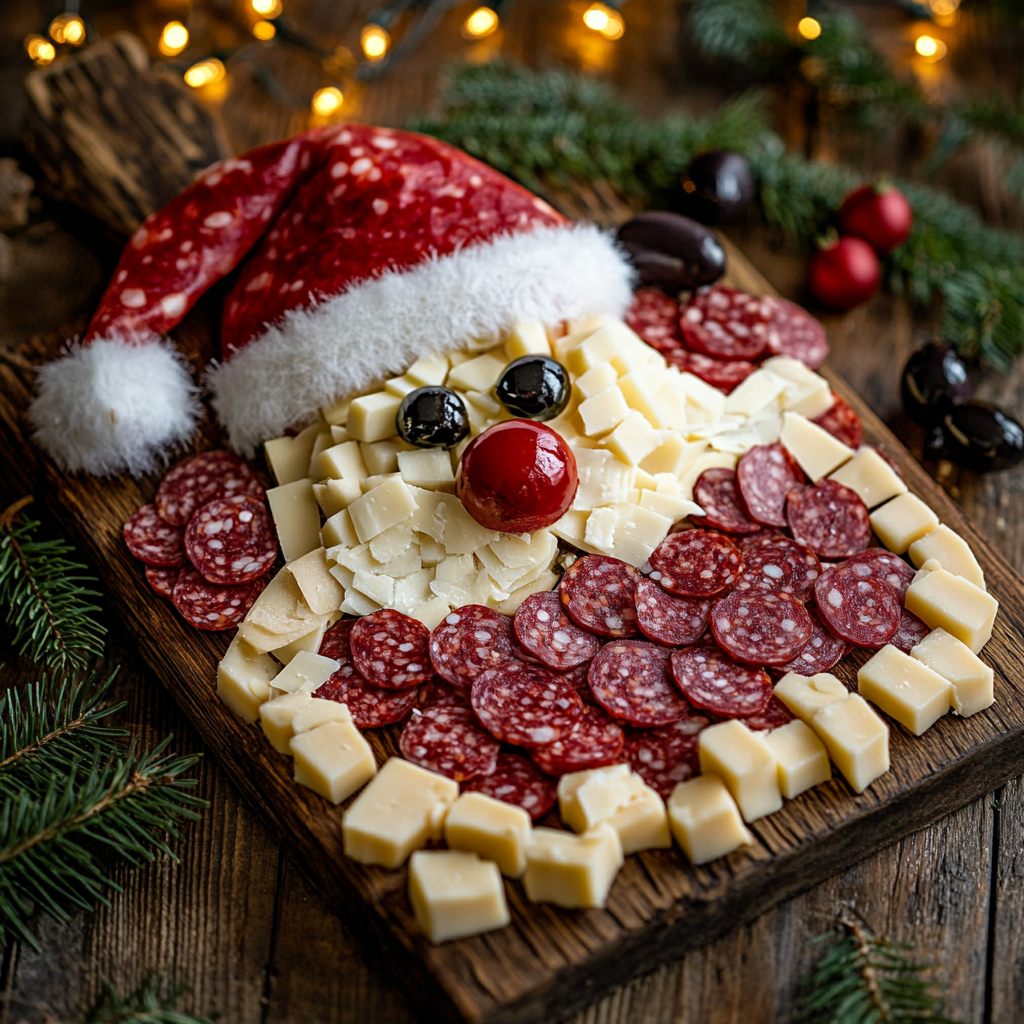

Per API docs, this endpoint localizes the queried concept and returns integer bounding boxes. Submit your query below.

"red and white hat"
[29,125,633,476]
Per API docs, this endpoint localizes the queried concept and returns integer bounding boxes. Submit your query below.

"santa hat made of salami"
[29,124,633,476]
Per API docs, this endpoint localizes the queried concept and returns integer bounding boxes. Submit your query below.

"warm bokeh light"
[25,34,56,64]
[599,10,624,39]
[463,7,499,39]
[49,13,86,45]
[797,16,822,40]
[253,19,277,40]
[184,57,226,88]
[929,0,959,15]
[915,34,947,61]
[361,24,390,61]
[311,86,343,116]
[251,0,283,18]
[158,21,189,56]
[583,3,611,31]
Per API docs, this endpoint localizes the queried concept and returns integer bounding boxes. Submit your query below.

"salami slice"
[123,504,186,567]
[634,577,710,645]
[472,662,584,745]
[670,645,773,718]
[841,548,916,601]
[648,530,742,597]
[624,716,710,798]
[680,286,773,361]
[399,705,499,781]
[171,566,265,631]
[786,479,871,560]
[514,591,601,670]
[587,640,691,727]
[742,695,797,732]
[527,704,625,776]
[350,608,432,689]
[710,589,813,666]
[773,604,848,676]
[813,394,863,449]
[145,565,179,600]
[734,534,822,603]
[184,495,277,584]
[462,753,557,820]
[691,468,760,533]
[625,287,682,349]
[417,675,470,709]
[765,297,828,369]
[890,608,931,653]
[559,555,641,638]
[736,443,805,528]
[429,605,519,690]
[156,450,265,527]
[666,349,757,394]
[814,564,901,649]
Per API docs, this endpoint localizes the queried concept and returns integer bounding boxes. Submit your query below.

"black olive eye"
[900,343,974,427]
[396,387,470,449]
[943,401,1024,473]
[495,356,571,422]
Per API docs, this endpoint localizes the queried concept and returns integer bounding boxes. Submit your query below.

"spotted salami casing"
[514,590,601,670]
[772,604,848,676]
[623,716,710,798]
[648,530,742,597]
[890,608,931,653]
[670,645,773,718]
[399,705,500,781]
[741,694,797,732]
[172,566,266,631]
[679,286,773,361]
[527,704,626,776]
[786,479,871,560]
[814,564,901,649]
[625,287,682,350]
[841,548,916,601]
[813,393,863,448]
[634,577,710,646]
[710,589,813,666]
[184,495,277,584]
[665,349,757,394]
[559,555,641,638]
[471,662,584,746]
[765,297,828,369]
[587,640,691,727]
[462,753,558,821]
[123,504,185,567]
[429,605,519,690]
[691,468,760,534]
[736,443,805,528]
[733,534,822,603]
[155,450,265,527]
[145,565,179,600]
[350,608,432,689]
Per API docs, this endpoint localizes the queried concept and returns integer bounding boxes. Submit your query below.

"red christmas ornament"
[456,420,578,533]
[807,236,880,311]
[838,184,913,254]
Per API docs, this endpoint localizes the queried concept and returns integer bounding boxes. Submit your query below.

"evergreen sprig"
[65,974,214,1024]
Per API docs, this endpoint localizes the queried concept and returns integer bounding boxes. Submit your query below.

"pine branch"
[66,974,214,1024]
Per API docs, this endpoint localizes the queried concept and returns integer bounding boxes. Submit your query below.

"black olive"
[396,387,470,449]
[923,424,947,461]
[678,151,756,226]
[900,343,973,427]
[495,356,570,421]
[616,212,726,293]
[943,401,1024,472]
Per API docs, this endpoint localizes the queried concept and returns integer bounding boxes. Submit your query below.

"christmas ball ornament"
[456,420,578,533]
[678,151,756,226]
[615,212,726,293]
[495,356,571,421]
[900,343,973,427]
[942,401,1024,473]
[397,387,470,448]
[807,236,880,310]
[838,184,913,254]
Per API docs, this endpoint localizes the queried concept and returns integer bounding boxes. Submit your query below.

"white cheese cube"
[290,719,376,805]
[272,620,330,666]
[811,693,889,794]
[650,381,689,432]
[381,547,421,581]
[496,570,559,614]
[618,366,671,428]
[638,488,702,524]
[780,412,855,481]
[576,362,618,399]
[360,439,410,476]
[612,343,663,376]
[291,697,352,733]
[445,353,506,393]
[640,435,707,478]
[549,510,591,549]
[348,477,417,543]
[313,440,368,483]
[368,523,414,563]
[238,616,320,656]
[409,595,452,630]
[342,758,459,869]
[330,425,351,444]
[523,824,623,909]
[904,567,997,654]
[763,719,831,798]
[340,589,382,617]
[434,495,501,554]
[347,392,402,443]
[320,397,351,426]
[391,567,435,614]
[724,370,785,417]
[264,421,323,486]
[309,430,334,471]
[504,319,551,359]
[409,850,510,944]
[329,541,381,574]
[567,327,621,375]
[287,547,344,615]
[217,634,279,723]
[678,452,737,502]
[869,492,939,554]
[384,374,419,398]
[269,650,340,697]
[584,507,617,553]
[444,792,532,878]
[351,569,395,608]
[908,525,985,590]
[266,479,322,563]
[579,385,630,437]
[397,448,455,490]
[760,356,834,418]
[319,477,363,514]
[361,472,403,493]
[321,508,359,549]
[313,482,342,518]
[699,720,783,822]
[260,691,314,753]
[417,533,446,567]
[858,645,952,736]
[828,448,907,509]
[406,352,449,387]
[774,671,849,724]
[606,503,672,568]
[571,447,634,511]
[677,372,727,422]
[667,774,753,866]
[245,570,321,639]
[601,411,662,467]
[911,628,995,717]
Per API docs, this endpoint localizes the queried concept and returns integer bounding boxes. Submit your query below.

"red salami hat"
[29,125,632,475]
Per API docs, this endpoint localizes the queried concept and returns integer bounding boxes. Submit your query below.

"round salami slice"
[351,609,432,689]
[145,565,179,600]
[472,662,584,746]
[587,640,691,727]
[624,716,710,798]
[666,349,757,394]
[734,534,822,603]
[710,589,813,666]
[156,450,265,526]
[625,287,682,350]
[514,591,601,670]
[634,577,710,646]
[890,608,931,653]
[736,443,805,528]
[417,675,470,709]
[527,704,625,776]
[742,695,797,732]
[184,495,277,584]
[399,705,499,781]
[766,297,828,369]
[679,286,773,362]
[691,468,760,534]
[171,566,265,631]
[559,555,640,638]
[841,548,915,601]
[670,645,773,717]
[813,394,863,449]
[462,753,557,821]
[124,504,186,567]
[429,605,519,690]
[786,480,871,560]
[648,530,742,597]
[773,605,848,676]
[814,564,901,649]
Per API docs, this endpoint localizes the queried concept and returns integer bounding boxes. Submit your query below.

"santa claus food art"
[36,126,998,946]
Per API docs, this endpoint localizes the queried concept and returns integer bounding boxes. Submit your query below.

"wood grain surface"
[1,240,1022,1024]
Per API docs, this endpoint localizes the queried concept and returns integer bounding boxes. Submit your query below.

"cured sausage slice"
[399,706,500,781]
[710,589,813,666]
[734,534,822,603]
[124,504,186,567]
[559,555,641,638]
[624,716,710,798]
[184,495,277,584]
[841,548,915,601]
[666,350,757,394]
[527,704,626,776]
[773,605,848,676]
[587,640,691,727]
[692,468,761,534]
[514,591,601,670]
[736,443,804,527]
[429,605,519,690]
[648,530,742,597]
[814,564,901,649]
[670,645,773,717]
[417,675,470,709]
[742,695,797,732]
[351,608,432,689]
[890,608,931,653]
[786,479,871,560]
[634,577,710,646]
[172,566,265,631]
[145,565,179,600]
[471,662,584,746]
[462,753,558,821]
[766,297,828,369]
[625,287,682,350]
[813,394,863,448]
[156,450,265,526]
[679,286,772,361]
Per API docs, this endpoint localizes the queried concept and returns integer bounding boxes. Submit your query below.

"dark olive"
[678,151,756,225]
[396,387,470,449]
[900,343,973,427]
[495,356,570,421]
[943,401,1024,472]
[616,212,726,293]
[923,424,947,461]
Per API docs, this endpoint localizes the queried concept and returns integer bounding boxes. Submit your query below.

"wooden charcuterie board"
[2,242,1023,1024]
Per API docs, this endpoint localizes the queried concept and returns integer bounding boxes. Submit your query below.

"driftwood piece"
[22,33,229,236]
